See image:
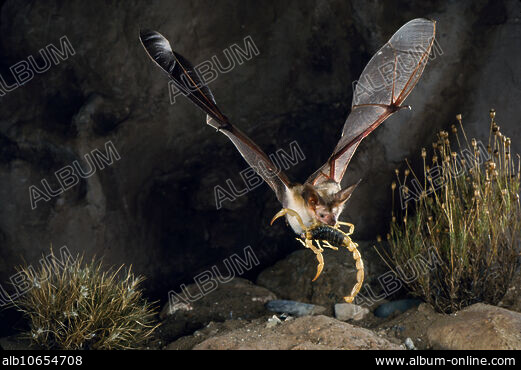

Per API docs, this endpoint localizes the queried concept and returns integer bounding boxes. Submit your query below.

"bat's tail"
[139,30,228,126]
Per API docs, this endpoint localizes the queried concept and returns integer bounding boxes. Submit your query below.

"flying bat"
[139,18,436,238]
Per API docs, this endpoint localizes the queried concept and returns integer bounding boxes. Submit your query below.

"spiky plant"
[11,249,160,349]
[379,110,521,313]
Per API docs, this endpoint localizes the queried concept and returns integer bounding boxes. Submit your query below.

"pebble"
[265,300,326,317]
[334,303,369,321]
[266,315,282,328]
[404,337,416,350]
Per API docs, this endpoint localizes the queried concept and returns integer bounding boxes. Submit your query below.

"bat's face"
[313,202,342,226]
[284,181,359,234]
[304,182,343,226]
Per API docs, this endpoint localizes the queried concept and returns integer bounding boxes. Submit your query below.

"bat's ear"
[335,179,361,205]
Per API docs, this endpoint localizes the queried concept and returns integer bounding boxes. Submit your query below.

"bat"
[139,18,436,237]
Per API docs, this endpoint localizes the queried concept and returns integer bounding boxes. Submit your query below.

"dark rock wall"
[0,0,519,301]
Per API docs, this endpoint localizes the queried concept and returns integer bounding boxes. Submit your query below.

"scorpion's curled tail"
[343,237,364,303]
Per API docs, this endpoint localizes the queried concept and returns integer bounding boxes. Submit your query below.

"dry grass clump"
[380,110,521,313]
[11,249,159,349]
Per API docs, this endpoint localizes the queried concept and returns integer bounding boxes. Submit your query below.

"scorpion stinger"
[271,208,365,303]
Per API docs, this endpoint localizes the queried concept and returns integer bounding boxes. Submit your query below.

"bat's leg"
[336,221,355,235]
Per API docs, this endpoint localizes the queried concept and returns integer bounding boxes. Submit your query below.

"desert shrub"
[11,249,159,349]
[379,110,521,313]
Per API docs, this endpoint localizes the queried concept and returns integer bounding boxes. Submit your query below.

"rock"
[371,303,443,350]
[257,241,384,309]
[427,303,521,350]
[265,299,326,317]
[193,315,403,350]
[165,319,252,350]
[374,299,423,318]
[335,303,369,321]
[156,278,276,343]
[165,320,251,350]
[404,337,416,350]
[370,302,521,350]
[266,315,282,328]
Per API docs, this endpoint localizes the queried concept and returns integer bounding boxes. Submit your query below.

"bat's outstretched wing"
[139,30,290,203]
[306,18,436,186]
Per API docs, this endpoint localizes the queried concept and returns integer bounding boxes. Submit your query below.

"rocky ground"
[154,285,521,350]
[2,248,520,350]
[149,250,521,350]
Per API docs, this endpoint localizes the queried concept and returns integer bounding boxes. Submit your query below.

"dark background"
[0,0,519,336]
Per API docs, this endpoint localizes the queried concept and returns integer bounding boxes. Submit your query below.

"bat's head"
[303,181,359,226]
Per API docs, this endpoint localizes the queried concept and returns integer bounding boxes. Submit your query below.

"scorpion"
[270,208,364,303]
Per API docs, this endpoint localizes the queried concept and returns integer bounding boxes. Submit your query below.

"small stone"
[266,300,326,317]
[404,337,416,350]
[334,303,369,321]
[266,315,282,328]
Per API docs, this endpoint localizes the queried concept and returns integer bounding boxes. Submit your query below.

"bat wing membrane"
[140,30,290,203]
[207,116,290,203]
[306,18,435,186]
